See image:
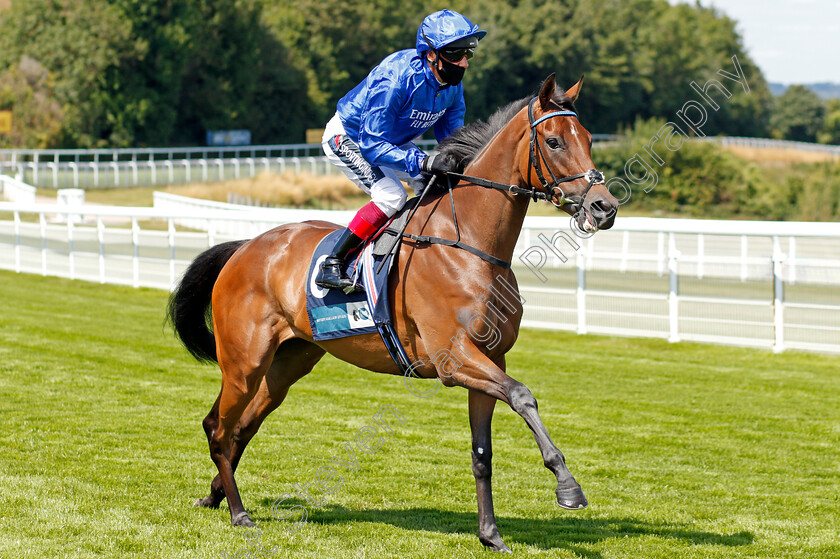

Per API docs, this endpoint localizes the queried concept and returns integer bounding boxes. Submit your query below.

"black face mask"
[436,52,465,86]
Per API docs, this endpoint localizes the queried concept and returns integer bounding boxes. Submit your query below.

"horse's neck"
[449,116,531,264]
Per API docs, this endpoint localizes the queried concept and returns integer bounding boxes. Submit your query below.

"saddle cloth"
[305,198,418,341]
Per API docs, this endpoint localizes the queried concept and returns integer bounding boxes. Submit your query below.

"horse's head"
[522,74,618,231]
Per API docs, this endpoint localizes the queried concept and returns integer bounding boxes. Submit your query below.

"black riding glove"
[421,153,458,179]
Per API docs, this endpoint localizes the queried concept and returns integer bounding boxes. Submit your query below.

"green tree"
[0,0,779,147]
[0,56,64,148]
[456,0,771,135]
[0,0,309,147]
[261,0,427,127]
[770,85,826,143]
[0,0,141,147]
[818,98,840,145]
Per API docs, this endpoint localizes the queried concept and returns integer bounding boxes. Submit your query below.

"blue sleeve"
[357,77,426,177]
[434,87,466,142]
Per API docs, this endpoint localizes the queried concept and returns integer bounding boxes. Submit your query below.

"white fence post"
[740,235,748,282]
[90,162,99,188]
[668,232,680,343]
[49,162,58,188]
[697,233,704,279]
[576,248,587,334]
[40,212,47,276]
[98,217,106,284]
[14,210,21,273]
[788,237,796,284]
[67,216,75,280]
[168,218,176,290]
[207,218,216,248]
[657,231,665,276]
[772,236,786,353]
[620,230,629,273]
[132,217,140,288]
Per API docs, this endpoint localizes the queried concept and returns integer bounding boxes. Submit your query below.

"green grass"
[0,270,838,558]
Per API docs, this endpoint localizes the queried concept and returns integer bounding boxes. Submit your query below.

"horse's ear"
[538,73,557,110]
[563,75,585,103]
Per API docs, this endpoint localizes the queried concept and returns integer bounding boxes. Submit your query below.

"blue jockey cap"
[415,9,486,56]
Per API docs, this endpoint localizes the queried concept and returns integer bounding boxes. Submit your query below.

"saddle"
[304,200,421,374]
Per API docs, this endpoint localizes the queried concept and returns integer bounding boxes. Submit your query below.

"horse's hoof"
[556,485,588,510]
[232,511,256,528]
[194,496,220,509]
[480,535,512,553]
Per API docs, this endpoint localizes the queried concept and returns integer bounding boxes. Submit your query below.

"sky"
[672,0,840,84]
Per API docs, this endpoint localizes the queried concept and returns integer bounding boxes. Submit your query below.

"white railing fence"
[1,199,838,354]
[706,136,840,156]
[2,136,835,190]
[0,175,37,204]
[0,137,625,190]
[3,155,349,190]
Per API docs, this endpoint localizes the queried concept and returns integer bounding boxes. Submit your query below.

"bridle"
[448,96,605,216]
[379,97,608,274]
[526,97,604,211]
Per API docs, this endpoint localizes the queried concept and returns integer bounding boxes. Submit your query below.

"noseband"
[526,97,604,211]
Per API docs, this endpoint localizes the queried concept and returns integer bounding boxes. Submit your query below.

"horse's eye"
[545,137,563,150]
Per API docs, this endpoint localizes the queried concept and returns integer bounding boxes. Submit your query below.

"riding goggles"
[439,47,474,62]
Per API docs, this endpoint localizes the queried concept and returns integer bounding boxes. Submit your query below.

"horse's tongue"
[584,213,597,233]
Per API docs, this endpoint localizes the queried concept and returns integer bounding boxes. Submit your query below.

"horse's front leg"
[468,389,511,553]
[506,379,588,509]
[449,354,588,511]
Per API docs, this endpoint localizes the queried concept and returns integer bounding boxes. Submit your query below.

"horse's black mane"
[436,92,577,173]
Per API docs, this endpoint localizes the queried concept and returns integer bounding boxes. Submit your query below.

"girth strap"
[401,232,511,269]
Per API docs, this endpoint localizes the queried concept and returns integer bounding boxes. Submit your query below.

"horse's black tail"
[166,240,246,364]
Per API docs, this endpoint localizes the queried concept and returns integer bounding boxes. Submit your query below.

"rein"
[375,174,511,273]
[401,176,512,269]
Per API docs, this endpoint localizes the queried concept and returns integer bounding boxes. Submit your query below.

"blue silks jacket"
[335,49,465,177]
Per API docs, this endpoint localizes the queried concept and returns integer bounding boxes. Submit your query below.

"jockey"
[316,9,486,291]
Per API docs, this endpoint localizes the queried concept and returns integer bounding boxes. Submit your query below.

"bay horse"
[168,74,618,553]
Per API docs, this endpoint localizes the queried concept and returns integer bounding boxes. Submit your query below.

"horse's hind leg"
[196,339,325,509]
[205,321,285,528]
[195,395,223,508]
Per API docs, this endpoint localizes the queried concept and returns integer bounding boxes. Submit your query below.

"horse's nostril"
[589,200,611,215]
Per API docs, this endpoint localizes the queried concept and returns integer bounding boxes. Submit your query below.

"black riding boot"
[315,227,364,291]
